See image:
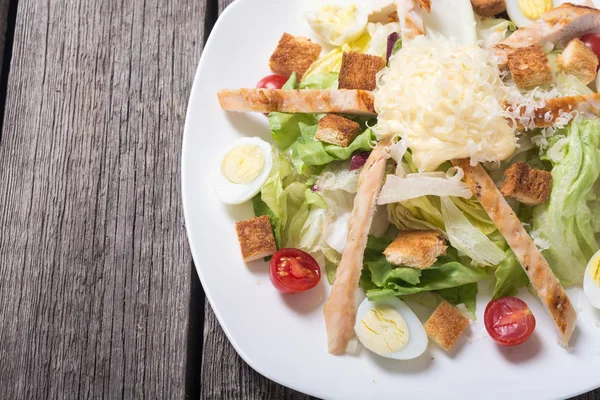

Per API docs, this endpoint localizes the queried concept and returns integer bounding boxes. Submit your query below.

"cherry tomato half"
[484,297,536,346]
[256,74,288,90]
[269,248,321,294]
[579,34,600,70]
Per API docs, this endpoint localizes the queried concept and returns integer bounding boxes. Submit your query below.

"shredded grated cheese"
[373,36,517,171]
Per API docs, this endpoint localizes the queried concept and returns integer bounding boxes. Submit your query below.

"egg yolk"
[317,5,358,41]
[517,0,553,21]
[591,260,600,286]
[221,144,265,184]
[357,306,409,354]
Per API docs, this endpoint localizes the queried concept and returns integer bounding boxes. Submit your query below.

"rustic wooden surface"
[0,0,597,399]
[0,0,204,398]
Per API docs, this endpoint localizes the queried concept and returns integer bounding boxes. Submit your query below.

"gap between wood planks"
[184,0,219,398]
[0,0,18,142]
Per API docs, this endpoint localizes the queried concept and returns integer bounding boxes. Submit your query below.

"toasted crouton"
[425,301,470,351]
[500,161,552,206]
[314,114,361,147]
[235,216,277,262]
[338,52,386,91]
[558,38,599,84]
[507,45,553,88]
[269,33,322,80]
[383,230,447,269]
[470,0,506,17]
[368,2,399,23]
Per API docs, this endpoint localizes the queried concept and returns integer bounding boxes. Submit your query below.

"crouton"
[269,33,322,80]
[314,114,361,147]
[424,301,470,351]
[383,230,447,269]
[500,161,552,206]
[235,216,277,262]
[338,52,386,91]
[558,38,599,84]
[507,45,553,88]
[368,2,399,23]
[416,0,432,12]
[470,0,506,17]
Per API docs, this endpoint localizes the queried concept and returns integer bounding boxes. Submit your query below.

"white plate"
[181,1,600,398]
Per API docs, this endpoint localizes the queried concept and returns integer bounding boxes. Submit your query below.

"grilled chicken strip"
[324,140,391,354]
[509,92,600,129]
[217,89,376,116]
[397,0,431,41]
[495,4,600,65]
[453,159,577,346]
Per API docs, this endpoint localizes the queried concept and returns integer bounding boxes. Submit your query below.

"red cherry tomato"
[579,34,600,70]
[269,248,321,294]
[484,297,536,346]
[256,74,288,90]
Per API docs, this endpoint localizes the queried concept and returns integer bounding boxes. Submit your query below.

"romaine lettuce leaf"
[437,283,478,317]
[291,127,375,173]
[533,120,600,286]
[492,248,529,299]
[441,196,505,266]
[257,152,327,249]
[361,236,488,303]
[299,72,339,90]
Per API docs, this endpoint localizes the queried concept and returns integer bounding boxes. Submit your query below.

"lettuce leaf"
[441,196,506,266]
[291,127,375,173]
[258,153,326,249]
[298,72,339,90]
[533,120,600,286]
[492,249,529,299]
[361,236,488,303]
[437,283,478,316]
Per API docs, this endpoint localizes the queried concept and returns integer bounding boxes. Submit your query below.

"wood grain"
[0,0,205,398]
[201,1,600,399]
[218,0,234,14]
[201,303,314,400]
[0,0,9,73]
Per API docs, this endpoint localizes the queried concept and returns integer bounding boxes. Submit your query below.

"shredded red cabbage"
[386,32,400,63]
[350,152,371,171]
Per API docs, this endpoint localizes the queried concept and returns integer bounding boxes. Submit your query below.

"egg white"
[584,250,600,309]
[305,4,369,47]
[507,0,600,29]
[423,0,477,45]
[355,297,428,360]
[212,137,273,205]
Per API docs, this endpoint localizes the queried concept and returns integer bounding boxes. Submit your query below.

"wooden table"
[0,0,597,398]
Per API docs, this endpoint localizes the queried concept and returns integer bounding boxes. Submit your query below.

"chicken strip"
[453,159,577,346]
[217,89,376,116]
[509,92,600,129]
[324,140,391,354]
[397,0,431,41]
[495,4,600,65]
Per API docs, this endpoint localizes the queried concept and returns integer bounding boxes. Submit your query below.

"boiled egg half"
[213,137,273,205]
[306,4,368,46]
[584,249,600,309]
[355,297,428,359]
[507,0,600,28]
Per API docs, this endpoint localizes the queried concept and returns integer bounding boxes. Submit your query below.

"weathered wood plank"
[201,303,314,400]
[203,1,599,399]
[218,0,234,14]
[0,0,205,398]
[0,0,9,73]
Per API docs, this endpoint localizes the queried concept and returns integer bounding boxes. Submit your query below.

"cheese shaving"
[373,36,517,171]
